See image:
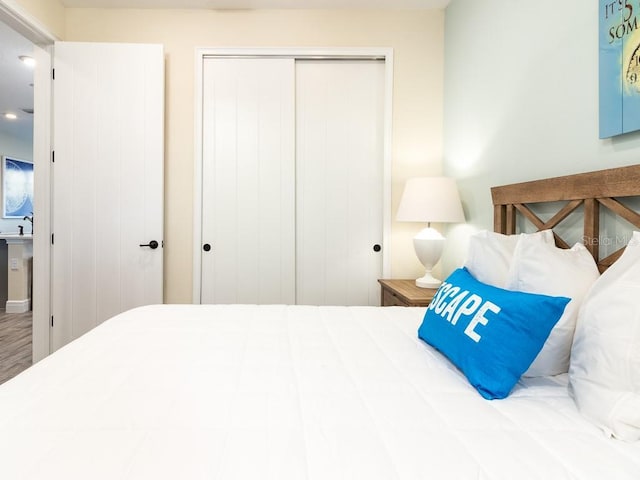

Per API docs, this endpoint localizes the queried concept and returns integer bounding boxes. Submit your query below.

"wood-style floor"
[0,311,32,385]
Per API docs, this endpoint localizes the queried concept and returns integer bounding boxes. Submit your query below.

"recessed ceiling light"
[18,55,35,67]
[4,113,17,120]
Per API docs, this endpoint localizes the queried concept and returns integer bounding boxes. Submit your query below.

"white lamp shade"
[396,177,465,224]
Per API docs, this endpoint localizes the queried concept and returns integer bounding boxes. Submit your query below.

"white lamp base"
[415,272,442,289]
[413,227,445,289]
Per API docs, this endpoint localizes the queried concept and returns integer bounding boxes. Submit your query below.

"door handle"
[140,240,159,249]
[373,244,382,252]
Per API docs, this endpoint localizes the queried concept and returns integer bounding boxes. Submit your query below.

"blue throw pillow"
[418,267,570,400]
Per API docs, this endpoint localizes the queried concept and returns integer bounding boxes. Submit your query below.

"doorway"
[193,48,393,306]
[0,2,55,368]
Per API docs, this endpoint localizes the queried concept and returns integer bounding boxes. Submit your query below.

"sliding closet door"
[295,60,384,306]
[201,58,296,304]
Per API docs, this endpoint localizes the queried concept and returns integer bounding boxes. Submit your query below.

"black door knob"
[139,240,159,249]
[203,243,211,252]
[373,244,382,252]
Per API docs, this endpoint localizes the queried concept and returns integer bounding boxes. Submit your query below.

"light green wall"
[442,0,640,273]
[0,130,32,161]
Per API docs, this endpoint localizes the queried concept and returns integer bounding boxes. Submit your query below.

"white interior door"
[201,58,296,304]
[51,41,164,351]
[295,60,384,306]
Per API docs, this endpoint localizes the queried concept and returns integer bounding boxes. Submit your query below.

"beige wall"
[64,8,445,303]
[58,8,444,302]
[13,0,65,39]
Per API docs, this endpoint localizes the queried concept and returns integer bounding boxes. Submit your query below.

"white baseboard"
[6,299,31,313]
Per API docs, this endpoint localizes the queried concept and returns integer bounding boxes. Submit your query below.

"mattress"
[0,304,638,479]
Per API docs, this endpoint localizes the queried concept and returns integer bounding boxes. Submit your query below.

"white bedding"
[0,304,639,479]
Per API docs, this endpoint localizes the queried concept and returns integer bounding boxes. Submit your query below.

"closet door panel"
[201,58,296,304]
[295,60,384,306]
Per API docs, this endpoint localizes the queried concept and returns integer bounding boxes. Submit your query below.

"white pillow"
[506,237,600,377]
[569,232,640,442]
[464,229,554,288]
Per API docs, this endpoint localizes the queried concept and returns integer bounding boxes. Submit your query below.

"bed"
[1,166,639,479]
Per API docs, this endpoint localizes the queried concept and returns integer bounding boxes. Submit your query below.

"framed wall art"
[600,0,640,138]
[2,156,33,219]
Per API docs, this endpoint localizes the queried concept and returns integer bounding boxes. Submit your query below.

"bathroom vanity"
[0,234,32,313]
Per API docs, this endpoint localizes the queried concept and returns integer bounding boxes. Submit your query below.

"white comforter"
[0,304,638,479]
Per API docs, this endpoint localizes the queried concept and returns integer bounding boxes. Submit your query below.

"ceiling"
[60,0,450,9]
[0,21,34,145]
[0,0,450,146]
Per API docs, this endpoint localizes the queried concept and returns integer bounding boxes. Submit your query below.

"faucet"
[23,213,33,234]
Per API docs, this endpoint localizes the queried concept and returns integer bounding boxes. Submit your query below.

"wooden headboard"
[491,164,640,272]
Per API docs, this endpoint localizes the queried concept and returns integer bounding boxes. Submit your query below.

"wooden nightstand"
[378,279,438,307]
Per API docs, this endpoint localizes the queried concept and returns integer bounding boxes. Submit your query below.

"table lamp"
[396,177,465,288]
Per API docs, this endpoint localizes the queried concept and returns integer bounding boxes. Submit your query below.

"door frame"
[193,47,394,303]
[0,0,56,362]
